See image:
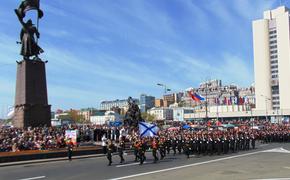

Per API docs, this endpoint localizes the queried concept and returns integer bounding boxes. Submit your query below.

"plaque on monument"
[13,0,51,128]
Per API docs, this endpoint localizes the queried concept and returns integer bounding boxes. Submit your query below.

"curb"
[0,151,134,167]
[0,153,108,167]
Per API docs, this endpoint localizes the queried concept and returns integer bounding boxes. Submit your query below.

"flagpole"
[36,0,40,45]
[36,16,39,45]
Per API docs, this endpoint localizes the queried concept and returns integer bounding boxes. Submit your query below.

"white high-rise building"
[253,6,290,115]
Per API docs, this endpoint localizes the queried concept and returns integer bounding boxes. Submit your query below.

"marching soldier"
[216,136,222,155]
[245,134,250,151]
[223,135,229,154]
[235,134,240,152]
[118,140,125,164]
[139,139,147,165]
[165,138,171,154]
[208,135,214,156]
[177,137,183,154]
[183,138,191,159]
[132,139,140,162]
[230,135,235,153]
[250,134,256,149]
[171,137,177,155]
[107,140,114,166]
[159,138,166,160]
[152,138,159,163]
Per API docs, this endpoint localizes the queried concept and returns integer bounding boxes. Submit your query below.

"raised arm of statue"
[15,9,24,26]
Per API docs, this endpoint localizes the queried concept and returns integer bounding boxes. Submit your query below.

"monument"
[13,0,51,128]
[124,97,144,129]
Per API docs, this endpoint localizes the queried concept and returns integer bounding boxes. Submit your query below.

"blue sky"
[0,0,287,117]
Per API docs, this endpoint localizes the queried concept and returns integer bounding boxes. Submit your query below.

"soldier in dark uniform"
[67,138,74,161]
[118,140,125,163]
[208,135,214,156]
[235,134,240,152]
[196,136,202,156]
[177,137,183,154]
[159,138,166,160]
[216,136,222,155]
[165,138,171,154]
[182,137,189,158]
[190,137,196,155]
[251,134,256,149]
[202,135,207,155]
[240,134,245,150]
[171,137,177,155]
[245,134,250,151]
[230,135,235,153]
[152,138,159,163]
[107,140,114,166]
[223,135,229,154]
[132,140,139,162]
[139,139,147,165]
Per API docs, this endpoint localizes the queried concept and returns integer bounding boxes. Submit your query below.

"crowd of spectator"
[0,119,289,152]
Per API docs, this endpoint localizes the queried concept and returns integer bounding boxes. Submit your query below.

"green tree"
[141,112,156,122]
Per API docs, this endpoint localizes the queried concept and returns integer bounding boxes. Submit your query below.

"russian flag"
[188,91,205,102]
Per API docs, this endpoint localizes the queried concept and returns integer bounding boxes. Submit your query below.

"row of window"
[271,70,278,74]
[271,55,278,59]
[269,30,277,35]
[272,74,278,78]
[271,65,278,69]
[270,50,278,54]
[271,60,278,64]
[272,91,279,95]
[272,96,280,100]
[270,40,277,44]
[270,45,277,49]
[273,102,280,105]
[269,35,277,39]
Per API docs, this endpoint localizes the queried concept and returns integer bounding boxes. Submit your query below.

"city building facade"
[90,111,122,125]
[140,94,155,112]
[100,98,139,114]
[253,6,290,115]
[148,107,173,121]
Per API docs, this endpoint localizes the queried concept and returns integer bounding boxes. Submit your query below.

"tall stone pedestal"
[13,60,51,128]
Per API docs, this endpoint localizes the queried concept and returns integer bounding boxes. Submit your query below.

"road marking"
[259,144,269,147]
[284,167,290,170]
[252,178,290,180]
[116,162,147,168]
[263,147,290,153]
[17,176,46,180]
[109,149,273,180]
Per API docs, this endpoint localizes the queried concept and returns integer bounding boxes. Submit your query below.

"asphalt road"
[0,142,289,180]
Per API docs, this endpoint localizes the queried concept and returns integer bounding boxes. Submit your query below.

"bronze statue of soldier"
[14,0,44,60]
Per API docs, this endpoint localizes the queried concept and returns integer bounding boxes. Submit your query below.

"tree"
[141,112,156,122]
[58,109,86,124]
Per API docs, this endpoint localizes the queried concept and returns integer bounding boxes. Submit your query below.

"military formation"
[105,127,289,166]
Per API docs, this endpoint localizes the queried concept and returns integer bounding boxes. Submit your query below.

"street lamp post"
[157,83,171,125]
[205,82,209,122]
[157,83,171,95]
[260,95,271,121]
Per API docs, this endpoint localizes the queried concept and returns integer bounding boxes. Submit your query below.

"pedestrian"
[67,138,74,161]
[102,135,107,154]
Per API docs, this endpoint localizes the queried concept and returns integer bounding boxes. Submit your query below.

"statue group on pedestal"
[124,97,144,129]
[15,0,44,60]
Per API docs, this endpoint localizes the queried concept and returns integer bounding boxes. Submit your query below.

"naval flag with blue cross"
[139,122,159,138]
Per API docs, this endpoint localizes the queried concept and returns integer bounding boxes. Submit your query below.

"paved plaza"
[0,143,289,180]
